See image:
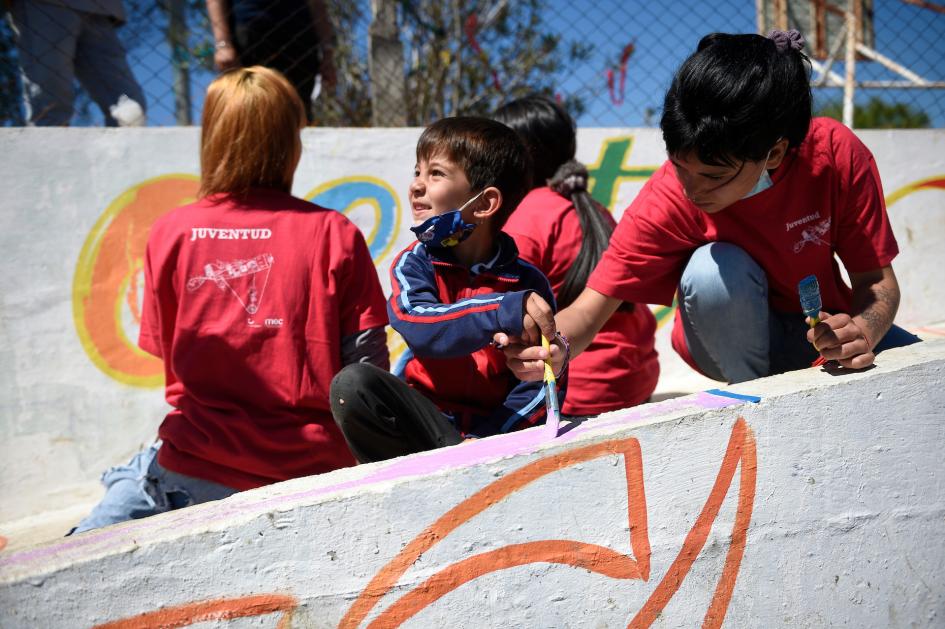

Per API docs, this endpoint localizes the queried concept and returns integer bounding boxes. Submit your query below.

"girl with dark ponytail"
[498,31,918,388]
[494,96,659,415]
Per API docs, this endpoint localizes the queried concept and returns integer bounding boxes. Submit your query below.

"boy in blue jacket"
[329,116,563,463]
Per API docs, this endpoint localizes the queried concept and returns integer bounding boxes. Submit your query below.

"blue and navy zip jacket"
[388,232,565,438]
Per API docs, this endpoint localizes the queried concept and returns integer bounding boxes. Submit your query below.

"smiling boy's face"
[409,153,478,226]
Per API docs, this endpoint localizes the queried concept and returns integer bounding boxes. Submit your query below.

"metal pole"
[842,0,858,128]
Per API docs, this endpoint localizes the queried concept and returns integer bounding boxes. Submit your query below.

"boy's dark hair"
[417,116,532,231]
[661,32,812,166]
[493,95,614,309]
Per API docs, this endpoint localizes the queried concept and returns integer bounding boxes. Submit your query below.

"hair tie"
[767,29,805,53]
[549,160,588,197]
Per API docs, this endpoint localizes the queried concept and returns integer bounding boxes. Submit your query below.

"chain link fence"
[2,0,943,128]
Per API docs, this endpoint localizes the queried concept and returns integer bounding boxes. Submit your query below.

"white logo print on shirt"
[792,218,831,253]
[190,227,272,241]
[186,253,274,320]
[785,211,821,232]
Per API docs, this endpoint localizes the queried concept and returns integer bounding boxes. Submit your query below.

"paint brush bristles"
[541,335,560,439]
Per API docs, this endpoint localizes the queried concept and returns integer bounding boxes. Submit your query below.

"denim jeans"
[70,443,238,535]
[678,242,921,384]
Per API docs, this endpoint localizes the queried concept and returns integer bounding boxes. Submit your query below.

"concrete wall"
[1,339,943,628]
[0,127,943,537]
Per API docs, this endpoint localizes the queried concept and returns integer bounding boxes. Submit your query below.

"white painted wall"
[0,127,943,535]
[1,340,943,628]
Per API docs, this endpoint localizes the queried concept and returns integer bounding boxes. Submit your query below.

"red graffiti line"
[92,594,298,629]
[341,417,756,628]
[630,416,756,628]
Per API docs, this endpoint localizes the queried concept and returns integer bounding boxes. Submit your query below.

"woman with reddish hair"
[71,67,388,533]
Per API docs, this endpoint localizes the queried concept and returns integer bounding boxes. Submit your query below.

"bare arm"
[557,287,623,355]
[496,287,622,381]
[808,265,900,369]
[206,0,239,71]
[850,266,900,345]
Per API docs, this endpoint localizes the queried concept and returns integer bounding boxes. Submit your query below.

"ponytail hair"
[661,31,812,166]
[493,95,616,309]
[548,160,615,309]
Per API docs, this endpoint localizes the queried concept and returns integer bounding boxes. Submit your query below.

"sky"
[542,0,945,128]
[71,0,945,128]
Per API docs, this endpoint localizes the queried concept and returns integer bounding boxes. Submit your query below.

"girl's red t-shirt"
[588,117,899,370]
[139,189,388,490]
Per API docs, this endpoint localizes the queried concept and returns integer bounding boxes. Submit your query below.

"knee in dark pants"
[330,363,383,424]
[331,362,383,392]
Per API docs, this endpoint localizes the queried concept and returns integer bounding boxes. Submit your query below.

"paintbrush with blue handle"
[798,274,827,366]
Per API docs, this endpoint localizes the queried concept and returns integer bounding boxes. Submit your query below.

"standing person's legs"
[233,18,318,121]
[9,0,80,125]
[330,363,464,463]
[70,443,238,535]
[73,13,146,126]
[677,243,772,383]
[277,32,319,122]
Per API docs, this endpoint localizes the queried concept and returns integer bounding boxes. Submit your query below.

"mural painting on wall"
[587,136,657,210]
[72,175,200,387]
[93,594,298,629]
[93,418,756,629]
[885,176,945,205]
[304,176,403,262]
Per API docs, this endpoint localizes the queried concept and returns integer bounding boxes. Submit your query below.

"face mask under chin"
[409,190,485,248]
[741,147,775,200]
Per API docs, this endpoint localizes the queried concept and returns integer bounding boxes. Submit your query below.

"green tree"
[398,0,590,125]
[817,97,931,129]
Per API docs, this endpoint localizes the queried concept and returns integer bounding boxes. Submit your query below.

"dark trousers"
[233,19,320,121]
[329,363,464,464]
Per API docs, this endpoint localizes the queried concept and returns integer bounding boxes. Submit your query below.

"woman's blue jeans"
[678,243,920,384]
[69,443,238,535]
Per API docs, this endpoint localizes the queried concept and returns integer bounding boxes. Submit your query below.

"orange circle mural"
[73,175,199,387]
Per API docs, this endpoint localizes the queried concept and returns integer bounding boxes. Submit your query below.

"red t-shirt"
[588,117,899,370]
[139,188,388,490]
[504,187,659,415]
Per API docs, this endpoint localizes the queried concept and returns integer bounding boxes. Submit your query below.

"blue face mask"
[409,190,485,248]
[742,148,775,200]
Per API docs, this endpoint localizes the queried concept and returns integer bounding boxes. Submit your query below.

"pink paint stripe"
[0,391,738,571]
